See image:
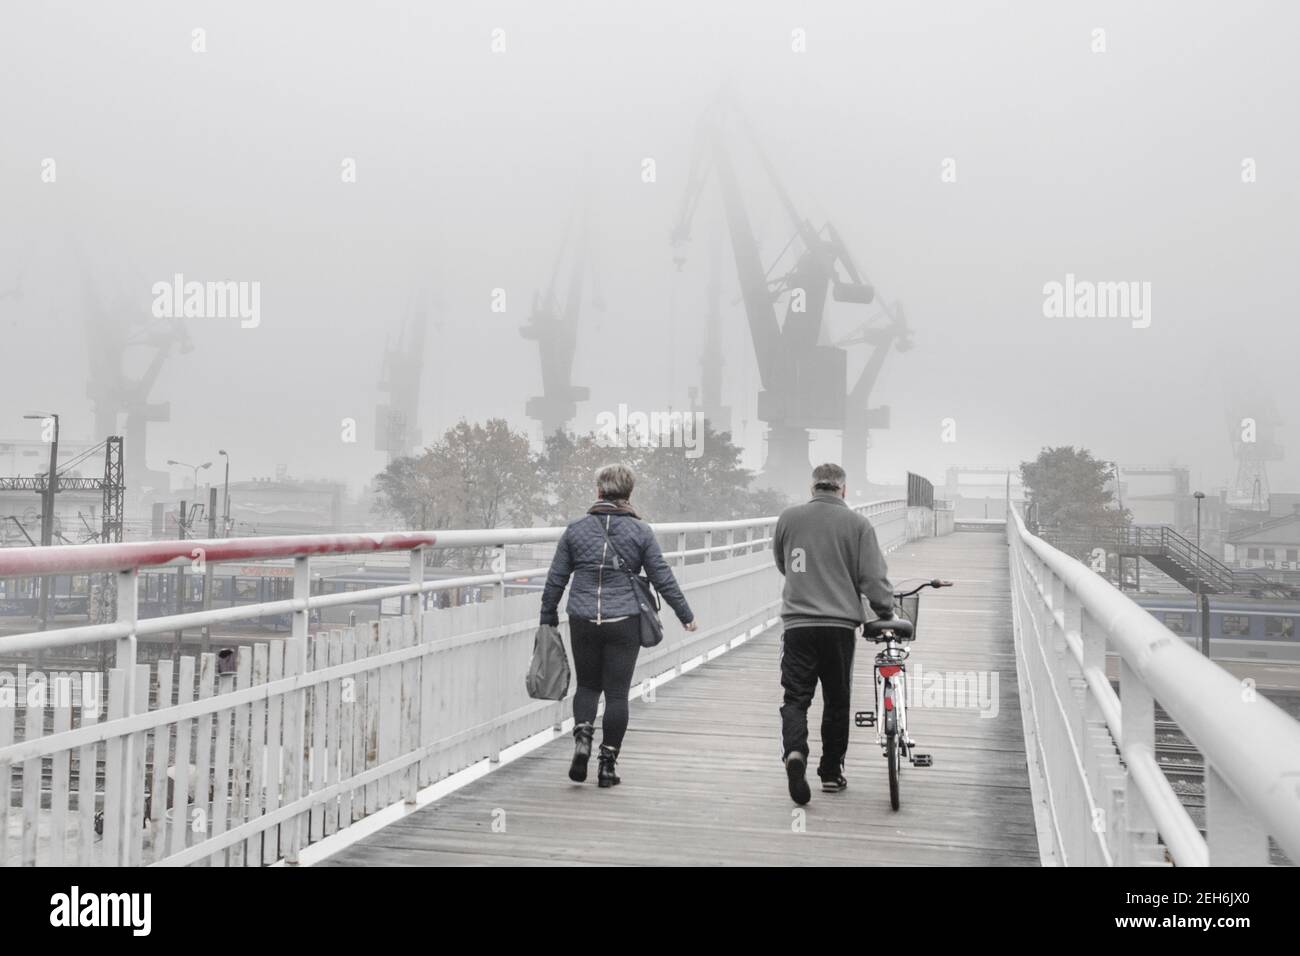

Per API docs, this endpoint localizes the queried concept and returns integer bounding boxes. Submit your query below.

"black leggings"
[570,616,641,751]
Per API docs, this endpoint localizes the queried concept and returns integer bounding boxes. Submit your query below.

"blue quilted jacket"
[540,502,693,627]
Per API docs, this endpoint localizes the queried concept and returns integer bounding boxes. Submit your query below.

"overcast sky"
[2,1,1297,502]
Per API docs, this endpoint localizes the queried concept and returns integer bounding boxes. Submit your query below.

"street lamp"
[23,413,59,633]
[167,458,212,493]
[218,449,231,536]
[1193,490,1208,658]
[1193,491,1206,558]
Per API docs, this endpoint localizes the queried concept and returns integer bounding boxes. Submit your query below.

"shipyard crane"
[696,228,732,435]
[82,270,191,497]
[672,94,895,496]
[375,304,428,462]
[835,298,913,487]
[521,196,599,439]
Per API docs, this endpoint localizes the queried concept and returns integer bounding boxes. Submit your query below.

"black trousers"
[779,625,856,777]
[569,616,641,751]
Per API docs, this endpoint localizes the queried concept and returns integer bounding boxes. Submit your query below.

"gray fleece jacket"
[772,492,894,630]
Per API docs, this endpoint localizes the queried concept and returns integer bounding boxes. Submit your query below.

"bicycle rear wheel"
[885,703,900,810]
[887,731,900,810]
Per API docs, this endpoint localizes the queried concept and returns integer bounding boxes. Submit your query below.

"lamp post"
[218,449,231,536]
[1194,491,1205,556]
[167,458,212,493]
[23,412,58,631]
[1194,490,1209,658]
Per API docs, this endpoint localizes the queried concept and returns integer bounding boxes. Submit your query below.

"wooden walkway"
[321,532,1041,866]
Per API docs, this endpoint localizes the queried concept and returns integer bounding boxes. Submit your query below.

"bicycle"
[855,578,953,810]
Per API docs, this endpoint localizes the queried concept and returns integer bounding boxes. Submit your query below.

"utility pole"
[202,487,217,654]
[1194,490,1209,658]
[219,449,231,535]
[23,412,59,633]
[175,499,187,662]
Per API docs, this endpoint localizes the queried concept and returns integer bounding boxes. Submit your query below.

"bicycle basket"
[897,592,920,635]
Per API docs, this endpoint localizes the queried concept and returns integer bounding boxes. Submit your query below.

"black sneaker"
[785,752,812,805]
[820,774,848,793]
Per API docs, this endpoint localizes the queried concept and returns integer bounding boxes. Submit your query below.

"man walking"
[773,463,895,805]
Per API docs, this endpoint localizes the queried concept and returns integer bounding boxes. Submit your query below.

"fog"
[2,0,1297,502]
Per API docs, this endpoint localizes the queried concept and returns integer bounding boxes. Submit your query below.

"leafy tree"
[376,418,788,552]
[372,455,441,531]
[625,419,784,522]
[538,418,788,523]
[372,418,542,566]
[1020,446,1128,553]
[535,430,610,525]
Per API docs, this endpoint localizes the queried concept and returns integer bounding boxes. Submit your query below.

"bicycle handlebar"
[893,579,954,600]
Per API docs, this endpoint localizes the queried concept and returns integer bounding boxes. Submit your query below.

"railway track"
[1151,705,1293,865]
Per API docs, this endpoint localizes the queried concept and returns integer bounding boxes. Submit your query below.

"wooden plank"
[338,630,358,830]
[246,643,269,866]
[101,668,126,867]
[400,616,419,802]
[324,631,342,837]
[310,632,329,842]
[191,654,216,865]
[210,659,236,864]
[363,622,381,815]
[20,690,43,866]
[127,664,150,867]
[168,656,196,861]
[75,676,101,866]
[379,618,401,808]
[352,625,371,823]
[148,659,174,863]
[281,638,307,863]
[49,677,73,866]
[264,641,286,861]
[417,615,438,789]
[0,695,12,865]
[229,647,253,866]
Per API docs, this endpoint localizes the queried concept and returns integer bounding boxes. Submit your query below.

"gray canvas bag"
[525,623,571,700]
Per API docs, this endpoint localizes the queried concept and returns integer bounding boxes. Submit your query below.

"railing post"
[676,531,686,568]
[1049,574,1067,657]
[745,526,754,555]
[726,528,735,560]
[494,545,506,624]
[704,529,713,563]
[292,555,310,656]
[408,548,424,627]
[284,554,310,864]
[1118,656,1157,865]
[1205,763,1269,865]
[114,567,138,866]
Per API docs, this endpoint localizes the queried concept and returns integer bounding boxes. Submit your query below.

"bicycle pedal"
[912,753,932,767]
[855,710,875,727]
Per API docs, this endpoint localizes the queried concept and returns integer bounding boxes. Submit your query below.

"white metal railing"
[0,499,910,867]
[1007,505,1300,866]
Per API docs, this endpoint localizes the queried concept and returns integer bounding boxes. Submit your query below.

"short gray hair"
[596,463,636,500]
[812,462,846,492]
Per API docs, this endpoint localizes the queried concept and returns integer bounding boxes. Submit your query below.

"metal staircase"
[1041,525,1297,598]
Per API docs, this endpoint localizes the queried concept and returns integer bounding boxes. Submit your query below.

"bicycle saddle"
[864,617,914,640]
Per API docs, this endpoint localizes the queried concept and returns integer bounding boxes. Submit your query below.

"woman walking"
[540,463,696,787]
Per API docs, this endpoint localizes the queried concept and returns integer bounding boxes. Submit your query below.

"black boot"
[569,722,594,782]
[597,744,621,788]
